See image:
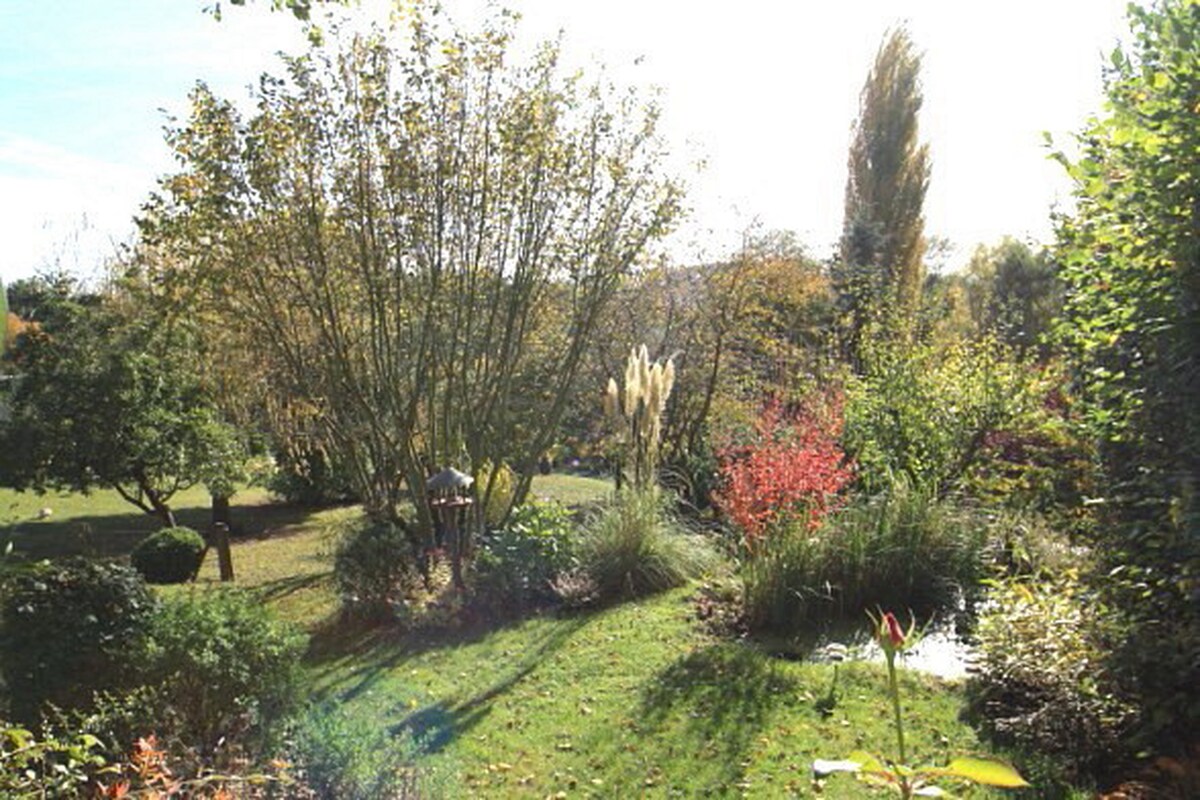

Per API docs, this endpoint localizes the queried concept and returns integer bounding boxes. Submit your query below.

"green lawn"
[306,587,1008,798]
[1,475,1023,798]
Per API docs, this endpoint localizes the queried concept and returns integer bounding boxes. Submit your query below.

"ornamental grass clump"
[577,489,716,602]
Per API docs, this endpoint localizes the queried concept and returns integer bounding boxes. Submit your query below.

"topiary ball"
[131,526,207,584]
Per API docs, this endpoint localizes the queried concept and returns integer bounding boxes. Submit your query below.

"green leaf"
[847,750,897,780]
[938,757,1030,787]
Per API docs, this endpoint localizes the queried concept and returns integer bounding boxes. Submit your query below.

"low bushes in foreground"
[967,572,1133,790]
[0,559,158,724]
[143,589,306,757]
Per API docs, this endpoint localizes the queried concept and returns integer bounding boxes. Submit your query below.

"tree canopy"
[0,299,238,528]
[141,8,682,541]
[1053,0,1200,748]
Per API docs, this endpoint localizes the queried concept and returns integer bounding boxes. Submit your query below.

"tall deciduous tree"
[837,27,930,354]
[141,9,681,546]
[963,238,1061,358]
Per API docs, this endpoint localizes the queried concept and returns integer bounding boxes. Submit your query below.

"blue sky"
[0,1,305,282]
[0,0,1133,283]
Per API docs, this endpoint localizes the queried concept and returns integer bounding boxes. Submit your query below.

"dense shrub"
[472,501,576,614]
[741,480,987,632]
[843,336,1036,492]
[577,489,717,601]
[0,559,158,724]
[334,521,417,621]
[714,395,853,548]
[143,589,305,756]
[967,573,1133,787]
[268,447,358,507]
[291,703,458,799]
[131,526,206,584]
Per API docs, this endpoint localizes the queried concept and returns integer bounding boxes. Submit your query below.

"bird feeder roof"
[427,467,474,492]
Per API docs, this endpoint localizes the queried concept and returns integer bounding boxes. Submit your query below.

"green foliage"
[1052,0,1200,751]
[144,589,305,755]
[131,526,206,584]
[291,703,457,799]
[333,521,417,622]
[964,239,1063,358]
[843,336,1037,492]
[472,501,576,613]
[967,573,1133,787]
[740,481,987,632]
[0,722,109,799]
[476,460,516,528]
[0,302,240,528]
[268,447,359,507]
[577,489,717,601]
[963,395,1099,535]
[143,7,682,532]
[0,559,158,724]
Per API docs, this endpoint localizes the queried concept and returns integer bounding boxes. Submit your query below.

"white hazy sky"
[0,0,1133,284]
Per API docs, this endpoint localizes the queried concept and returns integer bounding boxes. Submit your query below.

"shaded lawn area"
[305,588,1009,798]
[0,484,295,559]
[0,474,613,628]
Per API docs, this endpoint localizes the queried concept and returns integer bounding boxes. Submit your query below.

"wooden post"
[213,521,235,582]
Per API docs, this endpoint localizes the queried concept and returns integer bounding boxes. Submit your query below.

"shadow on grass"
[2,500,342,561]
[255,571,332,602]
[306,609,591,755]
[635,642,803,787]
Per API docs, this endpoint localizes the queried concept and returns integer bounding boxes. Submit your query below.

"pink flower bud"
[883,611,905,648]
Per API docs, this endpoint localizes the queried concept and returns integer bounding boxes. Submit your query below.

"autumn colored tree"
[0,278,7,359]
[837,27,931,355]
[141,8,681,549]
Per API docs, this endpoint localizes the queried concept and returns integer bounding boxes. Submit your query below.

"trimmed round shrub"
[0,558,158,724]
[131,526,206,584]
[334,522,416,621]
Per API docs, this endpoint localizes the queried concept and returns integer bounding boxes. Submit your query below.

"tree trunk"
[150,496,176,528]
[211,494,231,529]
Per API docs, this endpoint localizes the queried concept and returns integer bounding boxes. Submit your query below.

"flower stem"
[886,651,906,764]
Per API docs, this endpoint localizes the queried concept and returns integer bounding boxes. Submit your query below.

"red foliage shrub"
[714,393,854,549]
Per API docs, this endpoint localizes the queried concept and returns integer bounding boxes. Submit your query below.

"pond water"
[808,616,977,680]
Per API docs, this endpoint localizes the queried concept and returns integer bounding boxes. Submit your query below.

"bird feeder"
[426,466,475,589]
